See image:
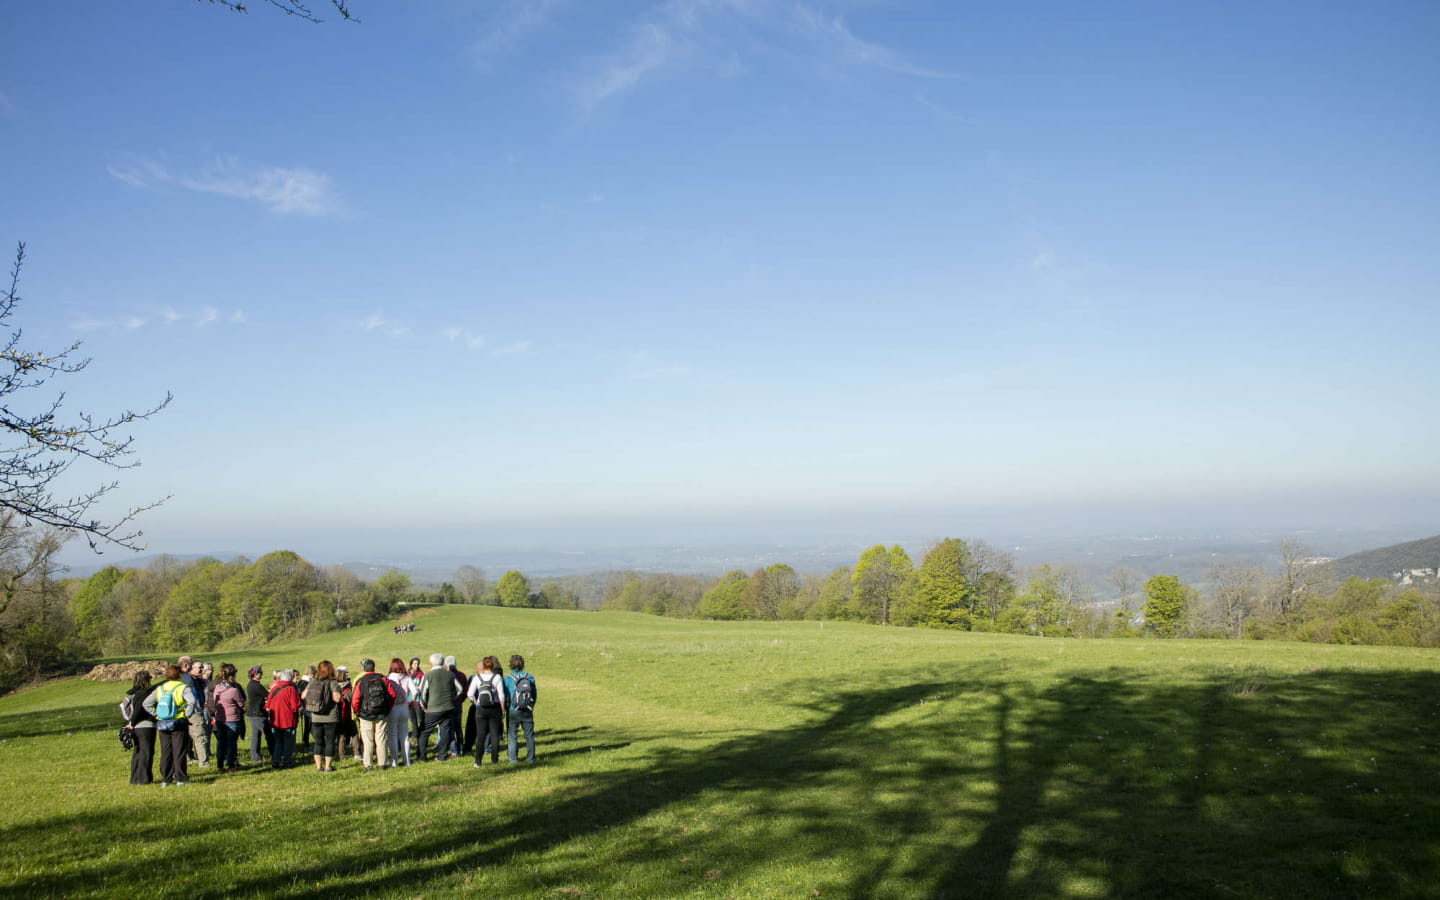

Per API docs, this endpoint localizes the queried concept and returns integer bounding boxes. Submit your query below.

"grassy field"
[2,605,1439,899]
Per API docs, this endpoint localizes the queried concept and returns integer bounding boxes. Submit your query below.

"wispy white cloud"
[473,0,563,62]
[108,156,343,216]
[442,326,486,349]
[359,312,410,337]
[444,327,532,357]
[108,159,165,189]
[71,304,245,333]
[914,92,974,122]
[491,339,534,356]
[159,305,231,327]
[789,5,959,80]
[573,0,957,110]
[625,350,692,379]
[1029,246,1103,288]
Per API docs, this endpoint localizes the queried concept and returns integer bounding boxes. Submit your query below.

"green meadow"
[2,604,1439,899]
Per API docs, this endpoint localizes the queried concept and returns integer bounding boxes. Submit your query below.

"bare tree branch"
[202,0,356,24]
[0,244,171,551]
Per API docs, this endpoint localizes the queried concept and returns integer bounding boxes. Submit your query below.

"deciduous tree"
[697,570,748,620]
[1271,538,1322,621]
[1142,574,1189,638]
[497,570,531,608]
[850,545,912,625]
[453,565,487,605]
[1206,562,1263,639]
[916,538,974,628]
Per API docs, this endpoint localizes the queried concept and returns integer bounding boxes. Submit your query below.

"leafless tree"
[1271,538,1321,620]
[1107,565,1142,616]
[1208,561,1264,638]
[0,245,171,550]
[453,565,488,605]
[965,539,1017,620]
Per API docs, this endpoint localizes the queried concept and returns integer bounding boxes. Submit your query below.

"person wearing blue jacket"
[503,655,537,764]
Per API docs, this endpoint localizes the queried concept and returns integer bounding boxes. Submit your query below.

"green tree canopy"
[696,570,748,620]
[69,565,124,653]
[850,545,913,625]
[497,570,531,608]
[916,538,975,629]
[1142,574,1189,638]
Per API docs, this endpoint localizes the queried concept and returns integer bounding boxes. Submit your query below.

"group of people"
[121,652,538,786]
[392,623,417,634]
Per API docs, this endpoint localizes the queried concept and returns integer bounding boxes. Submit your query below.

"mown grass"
[3,605,1439,899]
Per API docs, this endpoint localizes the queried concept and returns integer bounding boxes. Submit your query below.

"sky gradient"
[2,1,1438,563]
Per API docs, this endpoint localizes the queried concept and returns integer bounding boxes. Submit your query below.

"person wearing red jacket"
[351,658,397,771]
[264,669,302,769]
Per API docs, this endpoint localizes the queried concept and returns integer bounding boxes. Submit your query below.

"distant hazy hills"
[1329,535,1440,584]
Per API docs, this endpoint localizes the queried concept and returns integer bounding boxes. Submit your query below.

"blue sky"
[2,0,1437,563]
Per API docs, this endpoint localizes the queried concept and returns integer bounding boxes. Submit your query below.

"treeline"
[5,529,1435,695]
[598,537,1440,647]
[0,542,596,693]
[599,539,1051,628]
[1,539,409,693]
[414,565,583,610]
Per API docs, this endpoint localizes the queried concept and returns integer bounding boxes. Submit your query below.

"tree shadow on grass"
[0,699,117,740]
[923,668,1440,898]
[4,667,1440,899]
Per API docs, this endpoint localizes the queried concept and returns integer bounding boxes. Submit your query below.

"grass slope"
[3,605,1440,899]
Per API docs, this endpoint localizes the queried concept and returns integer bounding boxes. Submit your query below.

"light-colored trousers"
[357,717,390,769]
[188,715,209,764]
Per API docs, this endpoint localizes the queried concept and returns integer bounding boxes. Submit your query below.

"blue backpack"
[154,682,187,728]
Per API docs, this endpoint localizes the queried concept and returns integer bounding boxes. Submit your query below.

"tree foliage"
[916,538,974,629]
[697,570,748,620]
[1142,574,1189,638]
[850,545,913,625]
[497,570,531,608]
[36,551,401,687]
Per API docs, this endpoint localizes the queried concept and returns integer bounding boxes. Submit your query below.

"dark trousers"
[408,704,423,751]
[271,726,296,768]
[313,721,338,759]
[215,721,240,769]
[130,727,156,784]
[246,715,269,762]
[474,713,502,764]
[463,705,477,754]
[420,710,453,761]
[338,718,358,758]
[159,727,190,783]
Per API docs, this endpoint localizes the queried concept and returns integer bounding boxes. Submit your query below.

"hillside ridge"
[1329,534,1440,584]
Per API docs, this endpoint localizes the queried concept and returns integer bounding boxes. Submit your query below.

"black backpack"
[474,675,500,709]
[356,674,392,720]
[303,678,335,715]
